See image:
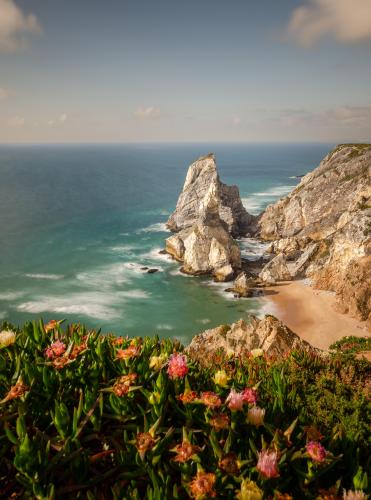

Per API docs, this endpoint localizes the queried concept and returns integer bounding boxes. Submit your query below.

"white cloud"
[287,0,371,46]
[134,106,161,119]
[9,115,25,127]
[0,0,42,52]
[0,86,12,100]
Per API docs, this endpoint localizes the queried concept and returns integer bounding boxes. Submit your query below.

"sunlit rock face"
[258,144,371,323]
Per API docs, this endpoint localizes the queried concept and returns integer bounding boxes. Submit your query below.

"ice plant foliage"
[167,352,189,379]
[306,441,327,462]
[0,319,368,498]
[256,449,280,478]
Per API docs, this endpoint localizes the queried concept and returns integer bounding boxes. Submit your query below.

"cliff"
[259,144,371,324]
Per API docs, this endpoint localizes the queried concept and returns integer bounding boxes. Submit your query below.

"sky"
[0,0,371,143]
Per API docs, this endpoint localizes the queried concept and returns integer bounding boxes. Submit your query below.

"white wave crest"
[0,291,25,301]
[242,185,296,215]
[25,273,64,280]
[137,222,170,234]
[156,323,174,330]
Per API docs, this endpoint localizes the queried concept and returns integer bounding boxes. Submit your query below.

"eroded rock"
[259,253,292,284]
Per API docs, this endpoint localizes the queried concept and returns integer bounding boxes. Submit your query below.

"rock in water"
[186,315,320,365]
[166,182,241,281]
[167,153,255,237]
[259,253,292,284]
[258,144,371,322]
[230,272,255,297]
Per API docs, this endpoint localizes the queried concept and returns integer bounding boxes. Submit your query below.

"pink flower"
[257,450,280,478]
[45,340,66,359]
[242,387,258,405]
[306,441,327,463]
[167,353,189,379]
[226,389,245,411]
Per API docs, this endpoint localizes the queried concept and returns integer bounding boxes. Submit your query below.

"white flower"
[250,348,264,358]
[0,330,16,347]
[343,490,368,500]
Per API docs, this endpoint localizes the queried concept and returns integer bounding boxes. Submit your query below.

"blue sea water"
[0,143,332,342]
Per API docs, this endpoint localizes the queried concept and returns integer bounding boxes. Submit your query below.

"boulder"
[186,315,320,366]
[167,154,255,237]
[231,272,255,297]
[291,243,319,277]
[259,253,291,284]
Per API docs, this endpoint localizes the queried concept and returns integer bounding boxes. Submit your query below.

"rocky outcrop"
[228,272,255,297]
[167,154,255,237]
[166,182,241,281]
[258,144,371,322]
[259,253,292,284]
[186,315,319,366]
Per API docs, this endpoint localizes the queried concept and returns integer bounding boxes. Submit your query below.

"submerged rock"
[167,153,255,237]
[259,253,292,284]
[186,315,319,365]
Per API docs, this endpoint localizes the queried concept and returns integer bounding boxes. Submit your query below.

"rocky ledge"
[258,144,371,325]
[187,314,320,366]
[165,154,255,281]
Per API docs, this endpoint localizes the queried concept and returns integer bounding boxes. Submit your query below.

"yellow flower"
[250,348,264,358]
[149,353,167,371]
[237,479,263,500]
[0,330,16,347]
[213,369,230,387]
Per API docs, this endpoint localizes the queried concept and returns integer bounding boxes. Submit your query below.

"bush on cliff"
[0,321,369,499]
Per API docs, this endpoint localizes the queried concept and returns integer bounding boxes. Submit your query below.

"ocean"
[0,143,332,342]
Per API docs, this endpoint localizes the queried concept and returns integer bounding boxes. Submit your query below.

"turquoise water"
[0,143,332,342]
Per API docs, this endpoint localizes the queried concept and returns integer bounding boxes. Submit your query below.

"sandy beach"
[262,280,370,350]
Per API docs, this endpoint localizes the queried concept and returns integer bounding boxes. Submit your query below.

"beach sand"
[262,280,370,350]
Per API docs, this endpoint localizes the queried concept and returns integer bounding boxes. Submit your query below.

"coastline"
[260,280,370,350]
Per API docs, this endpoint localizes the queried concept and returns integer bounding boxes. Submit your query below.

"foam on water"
[238,238,270,261]
[156,323,174,330]
[242,184,296,215]
[0,291,25,301]
[136,222,170,234]
[25,273,64,280]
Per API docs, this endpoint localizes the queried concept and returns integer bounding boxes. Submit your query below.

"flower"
[171,439,200,463]
[1,380,28,403]
[116,343,140,360]
[0,330,16,347]
[343,490,368,500]
[237,479,263,500]
[213,369,230,387]
[218,452,239,475]
[52,357,69,370]
[246,406,265,427]
[226,389,245,411]
[306,441,327,463]
[135,432,155,460]
[113,373,137,397]
[44,320,61,333]
[45,340,66,359]
[178,390,198,404]
[256,449,280,478]
[149,353,167,371]
[112,336,125,346]
[200,391,222,408]
[250,348,264,358]
[167,353,189,379]
[189,472,216,499]
[242,388,258,405]
[209,413,230,431]
[69,341,87,360]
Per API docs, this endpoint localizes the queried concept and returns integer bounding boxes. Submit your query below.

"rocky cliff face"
[165,154,254,281]
[167,154,255,237]
[259,144,371,324]
[186,315,319,366]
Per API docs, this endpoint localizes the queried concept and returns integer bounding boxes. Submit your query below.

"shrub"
[0,321,370,499]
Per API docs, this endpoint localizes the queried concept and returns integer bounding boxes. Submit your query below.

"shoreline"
[260,280,370,350]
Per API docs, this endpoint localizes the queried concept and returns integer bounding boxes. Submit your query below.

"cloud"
[134,106,161,119]
[0,0,42,52]
[9,115,25,127]
[278,105,371,129]
[287,0,371,46]
[0,86,12,100]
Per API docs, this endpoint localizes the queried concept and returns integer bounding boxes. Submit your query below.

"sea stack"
[165,154,255,281]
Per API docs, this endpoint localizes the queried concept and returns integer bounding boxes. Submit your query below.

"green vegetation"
[330,336,371,354]
[0,321,370,499]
